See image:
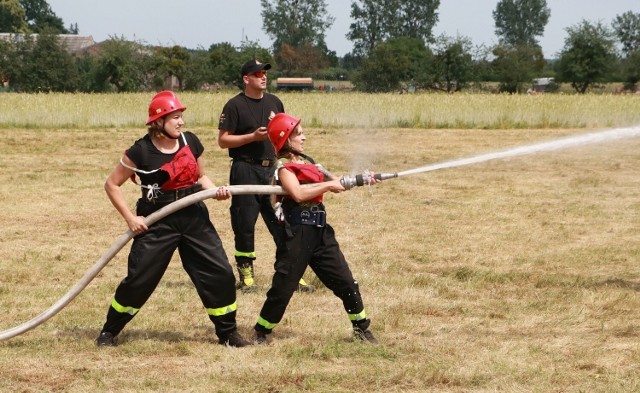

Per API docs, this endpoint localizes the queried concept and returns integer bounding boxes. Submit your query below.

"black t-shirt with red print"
[125,131,204,191]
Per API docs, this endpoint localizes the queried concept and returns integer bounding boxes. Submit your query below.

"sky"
[47,0,638,58]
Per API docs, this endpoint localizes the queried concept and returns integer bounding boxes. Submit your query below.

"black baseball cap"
[241,59,272,76]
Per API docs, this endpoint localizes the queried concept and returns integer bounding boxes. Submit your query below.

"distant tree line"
[1,0,639,94]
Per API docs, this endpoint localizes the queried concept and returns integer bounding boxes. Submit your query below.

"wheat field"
[0,93,639,392]
[1,91,640,129]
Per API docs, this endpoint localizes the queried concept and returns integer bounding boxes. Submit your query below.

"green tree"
[353,44,402,92]
[260,0,334,52]
[492,43,544,93]
[74,51,100,92]
[493,0,550,47]
[155,45,190,90]
[183,48,215,91]
[67,22,77,34]
[12,29,77,91]
[237,39,273,67]
[471,45,497,83]
[19,0,68,33]
[347,0,393,56]
[347,0,439,56]
[261,0,333,74]
[0,38,16,87]
[556,20,616,94]
[208,42,242,85]
[340,52,363,72]
[620,48,640,91]
[353,36,432,92]
[93,36,149,92]
[612,11,640,56]
[388,0,440,43]
[206,40,273,88]
[274,42,328,76]
[0,0,29,32]
[431,35,475,92]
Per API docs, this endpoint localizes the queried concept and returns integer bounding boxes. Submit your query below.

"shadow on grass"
[59,327,214,345]
[595,278,640,292]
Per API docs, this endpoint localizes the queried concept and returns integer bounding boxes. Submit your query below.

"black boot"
[353,327,378,344]
[96,331,118,346]
[218,329,252,347]
[254,330,268,345]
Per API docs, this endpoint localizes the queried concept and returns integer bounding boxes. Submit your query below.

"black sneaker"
[96,331,117,347]
[353,328,378,344]
[254,330,268,345]
[218,330,252,348]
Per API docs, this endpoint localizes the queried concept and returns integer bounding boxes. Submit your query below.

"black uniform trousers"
[255,221,370,333]
[101,201,237,338]
[229,160,286,263]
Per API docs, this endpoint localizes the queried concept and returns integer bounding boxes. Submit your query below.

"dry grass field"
[0,93,639,392]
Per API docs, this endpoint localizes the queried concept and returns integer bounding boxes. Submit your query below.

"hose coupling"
[340,170,398,190]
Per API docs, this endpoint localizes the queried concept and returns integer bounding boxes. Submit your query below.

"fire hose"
[3,127,637,341]
[0,176,396,341]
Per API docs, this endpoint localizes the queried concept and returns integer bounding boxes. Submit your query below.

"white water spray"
[397,126,640,178]
[3,126,639,341]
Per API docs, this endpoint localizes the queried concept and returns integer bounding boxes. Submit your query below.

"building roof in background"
[0,33,96,54]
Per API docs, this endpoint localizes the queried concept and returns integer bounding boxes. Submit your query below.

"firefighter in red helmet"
[253,112,379,344]
[96,91,251,348]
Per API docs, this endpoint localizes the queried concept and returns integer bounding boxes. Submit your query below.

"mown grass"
[0,94,639,392]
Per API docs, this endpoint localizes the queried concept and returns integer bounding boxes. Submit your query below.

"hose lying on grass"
[10,127,634,341]
[0,184,309,341]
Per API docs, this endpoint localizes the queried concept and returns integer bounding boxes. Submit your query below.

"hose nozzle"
[340,170,398,190]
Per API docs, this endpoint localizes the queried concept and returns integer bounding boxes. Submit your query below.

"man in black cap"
[218,59,315,293]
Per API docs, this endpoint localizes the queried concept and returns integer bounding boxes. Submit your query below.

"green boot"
[236,261,258,292]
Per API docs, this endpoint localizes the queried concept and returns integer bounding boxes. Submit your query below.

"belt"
[233,157,275,167]
[149,184,203,204]
[286,205,326,227]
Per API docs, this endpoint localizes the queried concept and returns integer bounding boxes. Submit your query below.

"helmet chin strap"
[281,148,315,164]
[157,119,180,140]
[298,152,315,164]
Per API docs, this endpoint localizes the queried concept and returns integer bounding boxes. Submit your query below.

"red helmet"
[146,90,187,125]
[268,113,301,153]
